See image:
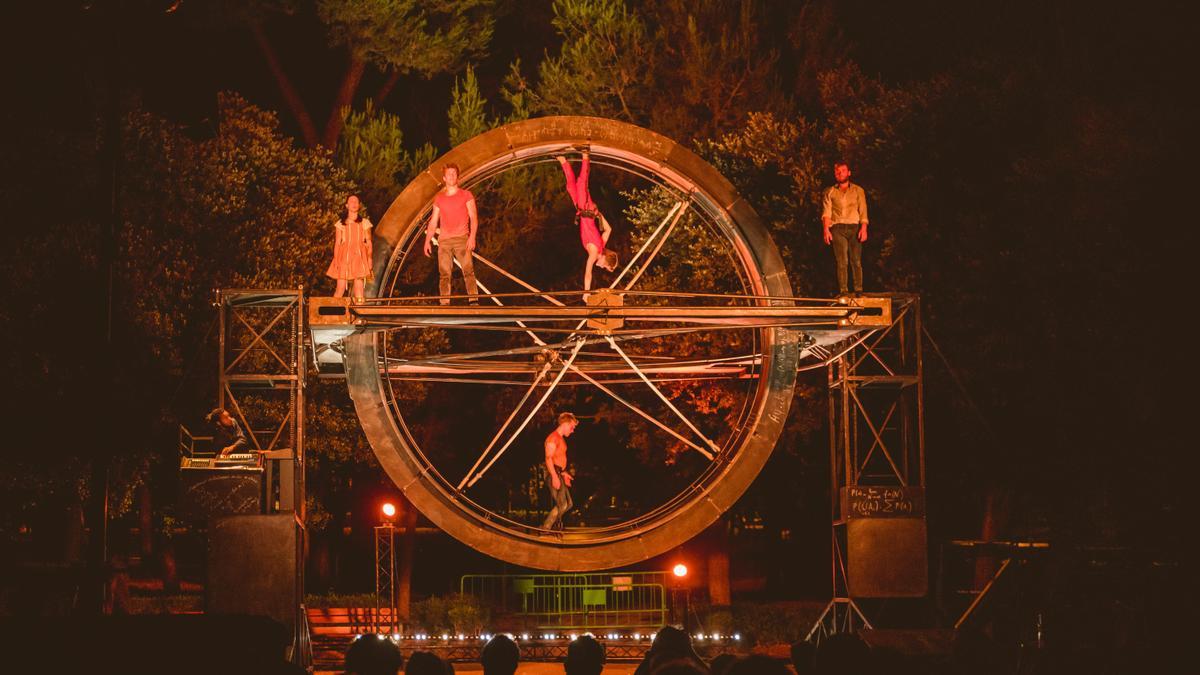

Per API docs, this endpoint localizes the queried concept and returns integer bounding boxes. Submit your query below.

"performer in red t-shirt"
[557,150,618,299]
[423,163,479,304]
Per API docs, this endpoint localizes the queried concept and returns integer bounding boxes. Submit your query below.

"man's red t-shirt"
[434,188,474,239]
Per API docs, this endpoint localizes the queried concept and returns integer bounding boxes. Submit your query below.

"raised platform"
[308,293,894,378]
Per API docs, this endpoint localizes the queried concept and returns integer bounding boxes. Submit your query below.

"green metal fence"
[460,572,668,630]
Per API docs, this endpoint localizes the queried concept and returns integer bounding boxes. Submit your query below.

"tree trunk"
[373,69,402,107]
[137,482,153,559]
[250,22,320,148]
[973,487,1010,589]
[64,500,87,564]
[310,534,332,590]
[396,495,418,620]
[160,541,179,595]
[706,519,731,606]
[322,53,368,149]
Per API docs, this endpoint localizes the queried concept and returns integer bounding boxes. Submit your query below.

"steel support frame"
[810,294,926,641]
[216,288,309,664]
[217,288,307,513]
[375,524,398,634]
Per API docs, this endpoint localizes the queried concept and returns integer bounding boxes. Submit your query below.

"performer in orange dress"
[326,194,373,301]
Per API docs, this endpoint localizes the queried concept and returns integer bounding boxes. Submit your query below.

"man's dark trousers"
[831,223,863,294]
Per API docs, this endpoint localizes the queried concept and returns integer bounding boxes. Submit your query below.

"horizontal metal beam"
[351,304,861,326]
[310,296,891,329]
[382,358,756,376]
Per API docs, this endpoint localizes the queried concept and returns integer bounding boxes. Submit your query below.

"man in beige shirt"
[821,162,869,296]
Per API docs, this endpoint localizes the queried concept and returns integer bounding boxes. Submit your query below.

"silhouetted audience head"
[632,626,709,675]
[565,634,606,675]
[813,632,870,675]
[345,634,404,675]
[481,634,520,675]
[406,650,448,675]
[709,653,736,675]
[790,639,815,674]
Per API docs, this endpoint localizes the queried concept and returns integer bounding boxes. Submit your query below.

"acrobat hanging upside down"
[557,149,618,299]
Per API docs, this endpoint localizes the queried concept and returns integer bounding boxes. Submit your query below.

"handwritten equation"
[842,486,925,518]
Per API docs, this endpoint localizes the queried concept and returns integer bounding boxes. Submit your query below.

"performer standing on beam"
[541,412,579,530]
[557,149,618,299]
[424,163,479,304]
[821,161,870,297]
[326,194,373,302]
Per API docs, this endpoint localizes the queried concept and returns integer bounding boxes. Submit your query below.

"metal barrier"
[460,572,669,630]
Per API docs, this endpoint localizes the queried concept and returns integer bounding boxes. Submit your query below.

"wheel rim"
[346,116,799,570]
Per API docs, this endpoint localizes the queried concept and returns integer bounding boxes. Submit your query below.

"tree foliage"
[517,0,805,140]
[337,100,436,211]
[317,0,494,77]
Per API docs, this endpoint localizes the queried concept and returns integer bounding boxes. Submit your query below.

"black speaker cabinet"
[207,514,301,635]
[847,517,928,597]
[180,467,263,519]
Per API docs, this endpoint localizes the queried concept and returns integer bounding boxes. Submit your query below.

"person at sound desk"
[206,407,249,458]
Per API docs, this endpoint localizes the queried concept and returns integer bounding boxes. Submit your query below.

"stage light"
[673,563,688,577]
[520,634,530,641]
[381,502,397,519]
[733,633,741,641]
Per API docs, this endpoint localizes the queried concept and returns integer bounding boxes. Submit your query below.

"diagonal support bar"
[606,337,717,459]
[458,362,554,490]
[612,200,684,289]
[623,202,688,291]
[465,339,587,488]
[564,363,712,457]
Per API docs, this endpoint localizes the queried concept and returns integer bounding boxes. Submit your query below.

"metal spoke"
[606,336,719,459]
[468,249,567,308]
[611,201,685,288]
[623,202,688,291]
[563,363,713,457]
[457,362,554,490]
[463,339,587,489]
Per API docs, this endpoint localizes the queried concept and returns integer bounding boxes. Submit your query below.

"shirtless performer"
[541,412,579,530]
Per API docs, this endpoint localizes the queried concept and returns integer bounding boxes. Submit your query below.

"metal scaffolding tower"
[216,287,309,662]
[809,293,928,640]
[217,288,307,514]
[375,524,398,635]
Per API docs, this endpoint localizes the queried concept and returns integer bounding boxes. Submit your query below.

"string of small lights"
[357,631,742,643]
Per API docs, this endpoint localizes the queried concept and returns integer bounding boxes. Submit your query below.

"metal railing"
[179,424,212,457]
[460,572,668,630]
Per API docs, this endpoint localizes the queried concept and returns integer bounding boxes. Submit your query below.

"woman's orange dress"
[326,217,373,280]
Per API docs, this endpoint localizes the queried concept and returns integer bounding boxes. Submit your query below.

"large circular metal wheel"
[345,116,799,570]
